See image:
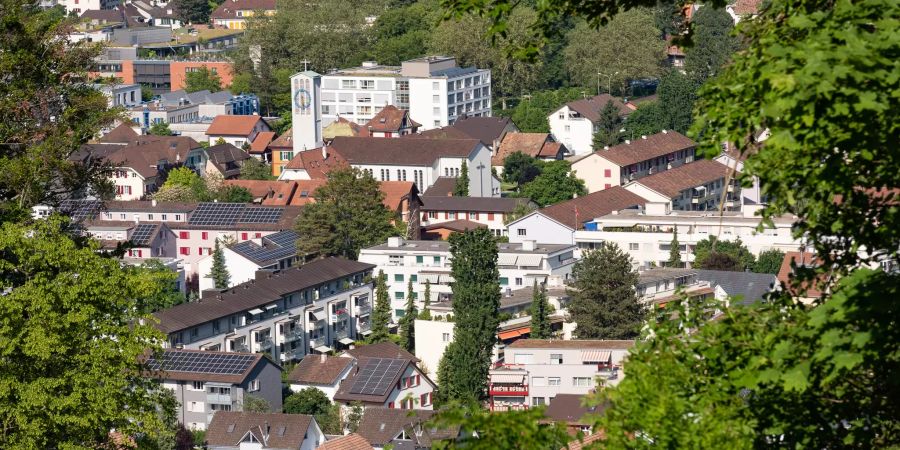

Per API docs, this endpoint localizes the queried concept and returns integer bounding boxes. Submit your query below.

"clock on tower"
[290,71,322,152]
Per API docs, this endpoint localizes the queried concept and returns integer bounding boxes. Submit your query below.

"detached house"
[333,342,436,411]
[206,115,272,148]
[356,408,456,450]
[206,411,325,449]
[186,143,253,179]
[548,94,632,155]
[211,0,277,30]
[363,105,420,137]
[492,132,566,173]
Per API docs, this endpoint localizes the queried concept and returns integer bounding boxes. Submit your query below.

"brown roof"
[408,126,474,142]
[145,348,269,384]
[594,130,696,167]
[564,94,632,123]
[731,0,762,15]
[565,433,605,450]
[207,143,252,178]
[343,341,418,362]
[423,219,486,232]
[105,137,200,178]
[288,355,353,385]
[450,116,514,146]
[777,251,824,298]
[535,186,647,230]
[206,412,313,448]
[283,147,350,179]
[493,133,565,165]
[422,176,459,197]
[507,339,635,350]
[284,180,327,206]
[544,394,605,425]
[379,181,416,212]
[330,136,480,166]
[211,0,277,20]
[355,408,439,446]
[154,257,375,333]
[632,159,731,198]
[317,433,373,450]
[364,105,420,133]
[250,131,276,153]
[99,123,139,143]
[333,357,416,404]
[269,127,294,149]
[80,8,124,22]
[420,195,531,213]
[223,179,290,199]
[207,115,267,136]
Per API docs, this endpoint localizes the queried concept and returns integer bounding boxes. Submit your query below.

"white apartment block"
[318,56,490,132]
[153,257,376,363]
[59,0,119,15]
[95,83,142,108]
[196,230,300,292]
[129,102,201,129]
[419,196,531,236]
[575,207,799,270]
[548,94,632,155]
[489,340,635,411]
[357,237,577,318]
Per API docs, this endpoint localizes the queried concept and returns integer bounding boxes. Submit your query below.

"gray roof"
[160,89,234,106]
[153,257,374,334]
[431,66,478,78]
[637,268,697,285]
[694,270,778,305]
[229,230,299,266]
[420,196,532,213]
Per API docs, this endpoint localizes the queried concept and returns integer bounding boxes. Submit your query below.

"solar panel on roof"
[59,199,102,222]
[188,203,246,226]
[349,358,407,395]
[238,207,283,224]
[263,231,298,248]
[129,224,157,245]
[146,351,257,376]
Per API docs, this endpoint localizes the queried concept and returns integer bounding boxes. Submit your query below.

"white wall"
[414,319,454,379]
[197,247,263,292]
[111,168,148,200]
[384,365,435,410]
[571,154,622,193]
[548,105,594,155]
[507,213,575,245]
[289,362,353,401]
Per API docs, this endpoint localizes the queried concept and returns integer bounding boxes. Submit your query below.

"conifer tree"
[208,239,230,289]
[667,226,682,268]
[453,161,470,196]
[399,279,417,353]
[529,280,551,339]
[419,280,433,320]
[437,228,500,402]
[368,271,392,343]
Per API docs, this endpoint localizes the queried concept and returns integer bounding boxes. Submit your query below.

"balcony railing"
[491,403,529,412]
[489,385,529,396]
[283,328,304,341]
[310,337,326,348]
[256,337,273,350]
[334,328,350,340]
[229,342,249,353]
[206,393,232,405]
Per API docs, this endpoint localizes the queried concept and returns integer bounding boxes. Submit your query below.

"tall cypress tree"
[667,226,682,268]
[567,242,645,339]
[208,239,230,289]
[368,271,392,344]
[399,279,417,352]
[437,228,500,402]
[453,161,470,196]
[419,280,433,320]
[529,280,551,339]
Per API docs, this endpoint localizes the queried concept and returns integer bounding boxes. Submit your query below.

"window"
[394,274,404,282]
[514,353,534,364]
[447,212,456,220]
[241,233,248,240]
[515,278,523,286]
[432,82,439,89]
[416,255,424,264]
[175,214,181,221]
[442,333,451,342]
[605,184,612,189]
[433,256,441,265]
[548,377,561,386]
[487,213,495,221]
[201,232,208,240]
[499,277,509,285]
[341,80,356,89]
[179,247,190,255]
[410,274,417,283]
[604,169,612,177]
[421,393,431,406]
[360,80,374,90]
[572,377,592,387]
[629,243,639,251]
[564,125,571,132]
[517,229,527,236]
[395,292,405,299]
[191,381,204,391]
[532,377,546,386]
[161,214,168,221]
[248,380,260,392]
[550,354,563,365]
[468,212,478,220]
[280,151,294,161]
[532,397,546,406]
[255,233,262,238]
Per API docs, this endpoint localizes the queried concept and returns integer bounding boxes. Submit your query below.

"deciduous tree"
[567,242,644,339]
[172,0,210,24]
[419,280,433,320]
[502,152,543,187]
[184,66,222,93]
[753,249,785,274]
[684,6,741,83]
[368,271,392,344]
[520,160,586,207]
[431,402,571,450]
[240,157,275,180]
[693,237,755,271]
[284,388,341,434]
[148,121,173,136]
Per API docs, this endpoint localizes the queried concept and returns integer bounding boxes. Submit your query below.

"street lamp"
[597,71,619,96]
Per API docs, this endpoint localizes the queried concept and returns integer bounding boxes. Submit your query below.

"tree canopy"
[502,152,543,187]
[240,157,276,180]
[693,237,756,272]
[184,66,222,93]
[684,6,741,83]
[368,271,392,344]
[592,99,625,148]
[519,160,586,207]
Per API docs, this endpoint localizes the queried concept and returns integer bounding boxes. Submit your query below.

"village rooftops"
[562,94,632,122]
[228,230,299,266]
[329,136,481,166]
[493,132,565,165]
[637,267,698,285]
[364,105,420,133]
[507,339,636,350]
[333,357,416,404]
[594,130,696,167]
[153,257,374,334]
[287,354,353,386]
[317,433,373,450]
[355,408,455,447]
[363,239,574,256]
[206,411,314,449]
[532,186,648,230]
[144,348,271,384]
[210,0,276,20]
[343,341,418,362]
[206,115,268,136]
[628,159,733,198]
[420,196,532,213]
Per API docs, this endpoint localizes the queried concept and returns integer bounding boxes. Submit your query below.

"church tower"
[290,71,322,152]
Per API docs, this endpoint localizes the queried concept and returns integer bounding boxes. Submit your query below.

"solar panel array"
[129,224,158,245]
[147,351,257,375]
[238,207,283,224]
[59,199,102,222]
[264,231,298,248]
[349,358,407,395]
[232,241,296,264]
[188,203,246,226]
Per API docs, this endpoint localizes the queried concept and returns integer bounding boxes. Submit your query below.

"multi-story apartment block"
[574,207,799,270]
[196,230,301,292]
[129,102,200,128]
[357,237,577,317]
[318,56,490,132]
[569,130,697,193]
[488,339,635,411]
[153,257,375,363]
[58,0,118,15]
[146,349,283,430]
[94,83,141,108]
[419,196,534,237]
[158,89,260,120]
[548,94,633,155]
[623,159,742,212]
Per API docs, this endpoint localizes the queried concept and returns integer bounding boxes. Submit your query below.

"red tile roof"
[777,251,824,299]
[564,94,632,123]
[317,433,373,450]
[285,180,328,206]
[424,219,487,232]
[269,127,294,148]
[493,132,565,165]
[206,115,267,136]
[379,181,416,212]
[731,0,762,15]
[632,159,731,199]
[287,354,353,385]
[595,130,696,166]
[363,105,420,133]
[283,147,349,179]
[99,123,139,143]
[222,180,295,199]
[536,186,647,230]
[206,412,312,449]
[250,131,276,153]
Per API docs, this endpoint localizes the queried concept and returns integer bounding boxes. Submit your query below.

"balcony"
[206,393,233,405]
[491,403,529,412]
[489,385,529,396]
[334,327,351,340]
[357,320,371,333]
[228,340,249,353]
[255,337,273,351]
[310,336,326,348]
[281,347,305,361]
[283,328,304,342]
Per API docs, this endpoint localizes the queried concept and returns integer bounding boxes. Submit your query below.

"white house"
[205,412,325,450]
[90,136,198,200]
[332,346,436,411]
[548,94,632,155]
[286,354,354,400]
[196,230,301,292]
[95,83,141,108]
[129,102,200,130]
[206,115,271,148]
[419,196,533,237]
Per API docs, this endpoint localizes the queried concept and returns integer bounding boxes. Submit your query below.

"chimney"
[388,236,403,248]
[151,199,157,207]
[321,145,328,160]
[320,353,326,363]
[521,240,536,251]
[625,140,631,145]
[641,135,647,140]
[662,129,668,134]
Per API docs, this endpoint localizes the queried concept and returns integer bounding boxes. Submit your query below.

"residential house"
[548,94,632,155]
[492,132,566,174]
[568,130,697,193]
[543,394,602,435]
[362,105,420,137]
[60,0,119,16]
[89,136,198,200]
[574,208,798,270]
[332,355,436,411]
[153,257,376,362]
[85,220,177,260]
[207,115,272,148]
[249,131,276,161]
[221,180,323,205]
[146,349,283,430]
[211,0,277,29]
[506,186,648,245]
[694,269,778,306]
[356,408,455,450]
[286,354,355,400]
[205,411,325,449]
[419,196,533,237]
[186,143,252,178]
[777,251,824,303]
[317,434,373,450]
[269,130,299,173]
[99,122,140,143]
[409,115,517,152]
[488,339,635,411]
[94,83,141,108]
[727,0,763,23]
[196,230,302,292]
[622,159,741,212]
[358,237,577,317]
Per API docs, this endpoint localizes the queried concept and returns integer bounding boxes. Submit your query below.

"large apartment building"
[358,237,577,317]
[623,159,742,212]
[153,257,375,363]
[318,56,491,132]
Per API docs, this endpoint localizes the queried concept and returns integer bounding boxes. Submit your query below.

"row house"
[86,220,177,259]
[419,196,534,237]
[488,339,635,411]
[205,115,272,148]
[569,130,697,193]
[622,158,741,212]
[146,349,283,430]
[153,257,376,363]
[357,237,577,318]
[547,94,633,155]
[210,0,276,29]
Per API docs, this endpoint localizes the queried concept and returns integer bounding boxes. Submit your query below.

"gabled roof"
[99,123,139,143]
[323,117,369,139]
[223,179,294,200]
[543,394,602,425]
[423,219,486,232]
[288,355,354,386]
[730,0,762,15]
[317,433,373,450]
[330,136,480,167]
[561,94,632,123]
[379,181,417,212]
[250,131,277,153]
[630,159,731,199]
[493,132,565,166]
[207,115,268,137]
[269,127,294,148]
[211,0,277,20]
[356,408,455,447]
[450,116,514,146]
[206,412,313,449]
[333,357,415,403]
[422,176,458,197]
[694,270,777,305]
[104,136,200,178]
[364,105,420,133]
[593,130,696,167]
[343,341,418,362]
[535,186,647,230]
[420,196,531,213]
[206,143,252,178]
[283,147,349,179]
[228,230,299,266]
[777,251,824,298]
[145,348,269,384]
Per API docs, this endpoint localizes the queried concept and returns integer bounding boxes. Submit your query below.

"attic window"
[379,117,386,123]
[227,424,235,433]
[277,426,286,437]
[300,191,309,197]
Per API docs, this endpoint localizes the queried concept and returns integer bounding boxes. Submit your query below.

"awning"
[420,273,441,284]
[491,373,525,384]
[516,254,543,267]
[309,309,325,321]
[314,345,332,353]
[497,253,519,266]
[248,308,264,315]
[498,327,530,340]
[581,350,612,363]
[361,330,373,336]
[338,337,355,345]
[265,304,278,310]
